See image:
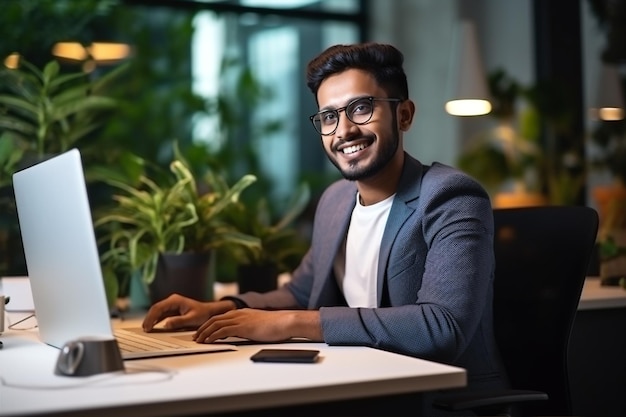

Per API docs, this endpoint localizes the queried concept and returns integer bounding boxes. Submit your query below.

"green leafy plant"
[598,234,626,290]
[0,58,128,277]
[94,144,261,299]
[0,59,127,159]
[224,182,311,274]
[598,235,626,262]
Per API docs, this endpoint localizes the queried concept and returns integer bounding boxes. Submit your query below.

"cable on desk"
[0,363,176,390]
[7,313,37,330]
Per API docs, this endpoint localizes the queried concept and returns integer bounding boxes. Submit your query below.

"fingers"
[141,294,188,332]
[193,312,241,343]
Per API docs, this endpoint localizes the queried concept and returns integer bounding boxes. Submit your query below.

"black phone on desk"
[250,348,320,363]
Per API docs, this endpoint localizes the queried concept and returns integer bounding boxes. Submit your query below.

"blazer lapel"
[376,154,424,305]
[309,184,356,306]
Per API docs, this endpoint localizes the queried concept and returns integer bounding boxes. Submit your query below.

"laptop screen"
[12,149,113,348]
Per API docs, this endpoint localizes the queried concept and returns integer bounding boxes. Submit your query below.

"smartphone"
[250,348,320,363]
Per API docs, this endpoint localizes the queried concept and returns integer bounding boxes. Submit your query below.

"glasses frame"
[309,96,402,136]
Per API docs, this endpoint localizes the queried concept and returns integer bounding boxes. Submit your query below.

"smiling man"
[143,43,506,410]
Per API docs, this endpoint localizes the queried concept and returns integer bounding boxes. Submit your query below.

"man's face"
[315,69,401,181]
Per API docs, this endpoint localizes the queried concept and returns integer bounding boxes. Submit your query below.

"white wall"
[369,0,458,165]
[369,0,533,167]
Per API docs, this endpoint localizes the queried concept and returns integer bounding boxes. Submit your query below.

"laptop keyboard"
[114,328,188,353]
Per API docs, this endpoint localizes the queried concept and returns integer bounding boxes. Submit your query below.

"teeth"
[342,143,368,154]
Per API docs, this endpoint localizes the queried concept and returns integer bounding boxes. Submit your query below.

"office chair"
[434,205,599,416]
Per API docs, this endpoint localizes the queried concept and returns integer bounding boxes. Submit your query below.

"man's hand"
[193,309,323,343]
[142,294,236,332]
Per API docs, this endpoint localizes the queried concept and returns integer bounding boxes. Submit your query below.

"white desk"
[0,319,466,417]
[578,276,626,310]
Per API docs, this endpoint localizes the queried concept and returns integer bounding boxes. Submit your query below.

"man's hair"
[305,42,409,101]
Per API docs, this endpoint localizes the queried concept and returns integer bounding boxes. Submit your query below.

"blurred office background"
[2,0,622,197]
[1,0,624,272]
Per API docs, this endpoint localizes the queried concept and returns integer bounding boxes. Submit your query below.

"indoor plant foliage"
[0,57,127,277]
[598,232,626,289]
[223,182,311,292]
[0,59,126,160]
[95,145,261,305]
[458,67,587,207]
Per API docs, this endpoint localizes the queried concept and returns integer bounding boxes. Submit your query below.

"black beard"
[326,122,400,182]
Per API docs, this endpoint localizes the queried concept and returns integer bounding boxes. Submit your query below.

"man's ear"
[398,100,416,131]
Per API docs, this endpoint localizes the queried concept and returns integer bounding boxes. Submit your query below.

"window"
[124,0,367,204]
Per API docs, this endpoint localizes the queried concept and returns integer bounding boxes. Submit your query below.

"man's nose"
[334,110,357,137]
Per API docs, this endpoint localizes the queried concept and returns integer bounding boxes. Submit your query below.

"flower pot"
[149,252,214,305]
[237,263,278,294]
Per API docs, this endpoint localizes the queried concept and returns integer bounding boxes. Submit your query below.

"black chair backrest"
[493,206,598,416]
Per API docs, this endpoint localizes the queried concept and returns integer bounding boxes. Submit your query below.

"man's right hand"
[141,294,237,332]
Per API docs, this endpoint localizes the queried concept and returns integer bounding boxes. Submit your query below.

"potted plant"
[222,182,311,293]
[0,58,128,277]
[94,143,261,308]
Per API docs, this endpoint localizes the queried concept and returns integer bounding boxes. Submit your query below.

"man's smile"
[336,137,374,156]
[342,142,370,154]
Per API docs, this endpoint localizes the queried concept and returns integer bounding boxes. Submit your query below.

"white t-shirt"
[334,192,395,307]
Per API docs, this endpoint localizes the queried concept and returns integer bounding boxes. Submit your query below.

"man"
[143,42,505,396]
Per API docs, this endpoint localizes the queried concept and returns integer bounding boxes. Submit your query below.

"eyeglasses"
[309,96,402,136]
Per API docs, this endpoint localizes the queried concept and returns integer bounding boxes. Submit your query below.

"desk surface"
[578,276,626,310]
[0,319,466,417]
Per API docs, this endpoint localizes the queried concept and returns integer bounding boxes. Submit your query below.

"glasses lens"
[312,110,338,135]
[346,98,374,124]
[311,97,378,135]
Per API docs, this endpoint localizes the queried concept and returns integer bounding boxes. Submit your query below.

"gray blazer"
[240,153,505,390]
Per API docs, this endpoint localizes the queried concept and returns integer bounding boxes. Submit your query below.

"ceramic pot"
[237,263,278,294]
[149,252,213,304]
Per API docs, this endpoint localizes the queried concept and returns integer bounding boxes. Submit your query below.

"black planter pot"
[149,252,213,304]
[237,263,278,294]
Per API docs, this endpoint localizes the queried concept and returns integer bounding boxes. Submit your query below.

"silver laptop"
[12,149,235,359]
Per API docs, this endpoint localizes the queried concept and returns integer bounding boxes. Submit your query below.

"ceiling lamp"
[4,52,20,69]
[590,64,625,121]
[445,20,492,117]
[52,42,88,61]
[87,42,131,62]
[52,41,131,64]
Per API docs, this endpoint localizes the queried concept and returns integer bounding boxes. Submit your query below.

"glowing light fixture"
[87,42,131,62]
[445,21,492,117]
[52,42,88,61]
[590,64,625,121]
[52,41,131,63]
[4,52,20,69]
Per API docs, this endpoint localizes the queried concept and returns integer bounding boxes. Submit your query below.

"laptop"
[12,149,236,359]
